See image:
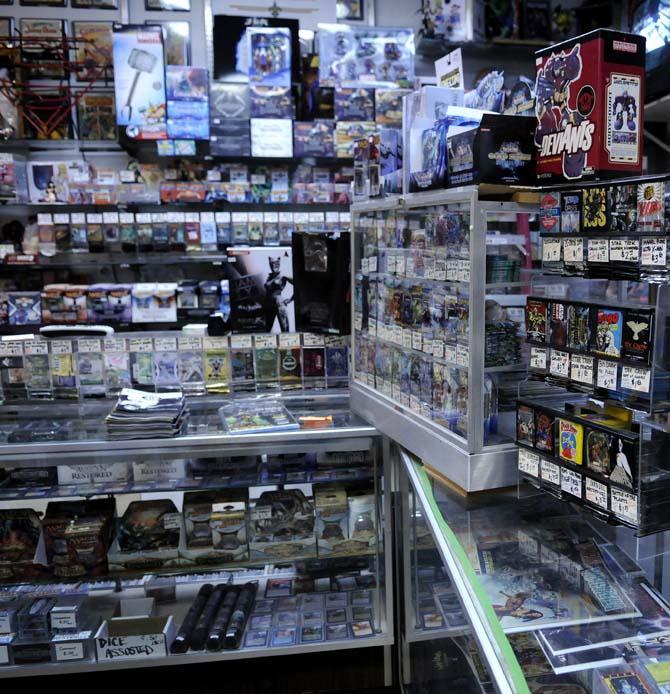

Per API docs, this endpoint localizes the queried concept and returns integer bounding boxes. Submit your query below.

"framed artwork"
[336,0,375,25]
[72,0,119,8]
[157,21,190,66]
[20,0,65,5]
[72,21,113,82]
[19,18,67,80]
[145,0,191,10]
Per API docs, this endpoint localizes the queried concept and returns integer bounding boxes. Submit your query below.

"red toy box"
[535,29,645,182]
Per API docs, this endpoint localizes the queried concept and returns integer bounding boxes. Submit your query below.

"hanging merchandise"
[247,27,292,88]
[166,66,210,140]
[112,24,167,140]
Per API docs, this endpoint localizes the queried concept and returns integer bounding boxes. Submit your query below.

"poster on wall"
[112,24,167,140]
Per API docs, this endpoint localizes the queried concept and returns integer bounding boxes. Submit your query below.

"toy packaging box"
[534,29,645,182]
[294,120,335,157]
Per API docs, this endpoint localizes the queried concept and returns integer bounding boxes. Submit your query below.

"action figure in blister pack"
[264,256,294,333]
[464,71,505,113]
[534,44,585,179]
[613,90,637,132]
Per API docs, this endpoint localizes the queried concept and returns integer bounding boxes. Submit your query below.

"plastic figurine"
[613,90,637,131]
[264,256,293,332]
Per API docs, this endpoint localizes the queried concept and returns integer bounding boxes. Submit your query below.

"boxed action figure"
[534,29,645,182]
[293,121,335,158]
[250,86,294,119]
[334,87,375,121]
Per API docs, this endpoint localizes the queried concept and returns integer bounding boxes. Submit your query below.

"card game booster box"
[534,29,645,183]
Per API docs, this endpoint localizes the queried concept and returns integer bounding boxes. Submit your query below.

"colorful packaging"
[534,29,645,182]
[593,308,623,358]
[558,418,584,465]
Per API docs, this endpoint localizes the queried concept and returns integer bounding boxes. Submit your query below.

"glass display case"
[399,447,670,693]
[351,187,538,492]
[0,393,393,677]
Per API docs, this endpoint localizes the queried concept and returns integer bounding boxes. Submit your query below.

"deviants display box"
[535,29,645,183]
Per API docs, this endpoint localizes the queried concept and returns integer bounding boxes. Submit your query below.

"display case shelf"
[351,187,537,491]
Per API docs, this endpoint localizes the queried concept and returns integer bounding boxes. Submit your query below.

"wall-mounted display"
[157,20,190,66]
[72,21,113,83]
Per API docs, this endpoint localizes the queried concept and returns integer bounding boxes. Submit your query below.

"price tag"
[542,238,562,262]
[561,468,582,498]
[411,330,423,352]
[530,346,547,371]
[395,254,406,276]
[0,340,22,357]
[434,255,447,281]
[446,259,458,281]
[204,336,228,350]
[54,213,70,224]
[24,340,48,356]
[423,252,435,279]
[254,335,277,349]
[570,354,594,386]
[279,333,301,348]
[444,343,457,364]
[361,258,369,275]
[393,325,403,345]
[549,349,570,378]
[154,337,177,352]
[541,458,560,486]
[563,237,583,263]
[597,360,618,390]
[163,513,181,530]
[585,477,608,510]
[369,255,378,273]
[51,340,72,355]
[129,337,153,353]
[78,338,102,354]
[518,448,539,478]
[104,338,126,352]
[456,343,469,367]
[458,259,470,283]
[610,487,638,524]
[51,613,77,630]
[609,238,639,263]
[303,333,325,347]
[432,338,444,359]
[230,335,253,349]
[402,330,413,350]
[621,365,651,393]
[178,336,202,351]
[354,313,363,331]
[587,238,609,263]
[641,237,667,266]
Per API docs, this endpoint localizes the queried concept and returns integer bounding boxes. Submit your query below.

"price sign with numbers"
[587,238,609,263]
[610,488,638,524]
[563,237,583,263]
[641,238,667,267]
[542,238,562,262]
[561,468,582,498]
[519,449,539,477]
[597,360,618,390]
[621,365,651,393]
[530,347,547,371]
[570,354,594,386]
[549,349,570,378]
[609,238,639,263]
[585,477,608,510]
[541,459,560,487]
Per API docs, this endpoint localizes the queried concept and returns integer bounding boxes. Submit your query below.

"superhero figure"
[534,44,585,178]
[613,90,637,131]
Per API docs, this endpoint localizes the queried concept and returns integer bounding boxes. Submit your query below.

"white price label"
[424,252,435,279]
[52,613,77,630]
[518,448,539,477]
[204,336,228,350]
[570,354,594,385]
[231,335,253,349]
[446,259,458,281]
[368,255,378,273]
[24,340,48,356]
[51,340,72,355]
[530,346,547,371]
[432,339,444,359]
[402,330,413,350]
[129,337,153,353]
[0,341,22,357]
[434,256,447,280]
[542,238,562,262]
[77,338,102,354]
[279,333,301,348]
[587,238,609,263]
[163,513,181,530]
[458,259,470,283]
[597,360,618,390]
[641,237,667,266]
[411,330,423,352]
[549,349,570,378]
[456,343,469,367]
[395,254,406,276]
[610,488,638,523]
[178,336,202,351]
[386,253,397,275]
[541,458,561,486]
[444,343,457,364]
[154,337,177,352]
[393,325,403,346]
[254,335,277,349]
[563,237,584,263]
[55,641,85,661]
[561,468,582,498]
[609,238,639,262]
[621,365,651,393]
[303,333,325,347]
[104,338,126,352]
[0,615,10,634]
[361,258,370,275]
[585,477,608,510]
